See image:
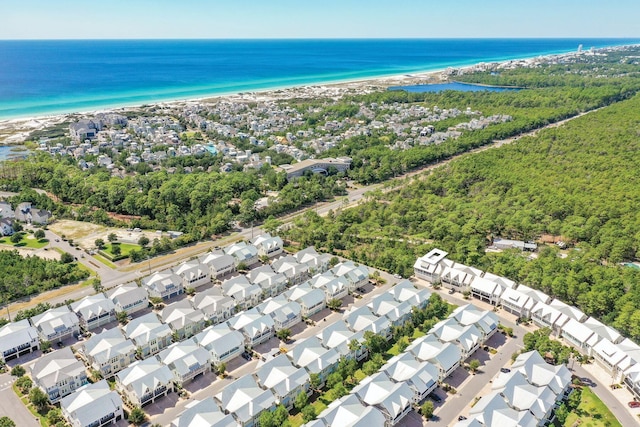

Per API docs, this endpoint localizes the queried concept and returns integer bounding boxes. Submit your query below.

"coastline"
[0,42,636,145]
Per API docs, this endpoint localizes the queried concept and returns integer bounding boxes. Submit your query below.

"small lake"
[388,82,522,93]
[0,145,29,161]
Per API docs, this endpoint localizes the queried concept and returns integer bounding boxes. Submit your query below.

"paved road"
[0,372,39,427]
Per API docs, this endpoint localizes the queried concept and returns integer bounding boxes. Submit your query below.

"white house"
[314,394,386,427]
[317,320,365,360]
[247,265,288,298]
[530,302,570,335]
[351,372,413,426]
[227,309,275,347]
[200,251,236,279]
[171,397,238,427]
[222,276,262,311]
[511,351,572,399]
[157,338,212,386]
[257,296,302,331]
[499,287,535,318]
[116,358,174,407]
[388,280,431,309]
[469,276,504,305]
[272,256,310,285]
[583,316,623,344]
[106,282,148,315]
[407,334,461,381]
[413,248,449,283]
[31,305,80,343]
[0,319,39,362]
[331,261,370,292]
[439,262,482,292]
[251,234,284,258]
[224,242,259,267]
[450,305,499,340]
[312,275,349,302]
[142,270,184,300]
[80,328,136,378]
[284,283,326,317]
[294,247,331,275]
[368,293,412,327]
[592,338,628,381]
[194,324,245,366]
[71,294,117,331]
[122,312,173,358]
[215,375,276,427]
[381,352,439,404]
[549,299,587,323]
[160,300,206,340]
[174,259,211,290]
[343,305,392,340]
[560,318,600,356]
[31,347,88,403]
[192,287,235,324]
[254,354,310,409]
[60,380,124,427]
[429,318,482,360]
[287,336,340,385]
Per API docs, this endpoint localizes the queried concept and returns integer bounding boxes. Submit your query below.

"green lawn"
[93,253,117,268]
[0,232,49,248]
[563,388,622,427]
[103,242,140,257]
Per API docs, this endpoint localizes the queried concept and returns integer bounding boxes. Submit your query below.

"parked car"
[448,289,455,294]
[500,368,511,373]
[628,401,640,408]
[241,352,252,361]
[458,416,467,421]
[428,392,442,402]
[393,274,402,279]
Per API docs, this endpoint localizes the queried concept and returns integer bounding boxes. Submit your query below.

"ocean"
[0,39,637,119]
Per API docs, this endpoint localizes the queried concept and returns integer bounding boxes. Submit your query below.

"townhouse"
[79,328,136,378]
[406,334,461,381]
[287,336,340,386]
[31,347,88,403]
[222,276,262,311]
[142,270,184,300]
[157,338,212,386]
[294,246,331,275]
[429,318,482,360]
[70,294,117,331]
[351,372,413,426]
[381,352,439,404]
[194,323,245,366]
[256,296,302,331]
[31,305,81,343]
[331,261,370,293]
[192,287,235,324]
[250,233,284,258]
[60,380,124,427]
[284,283,326,317]
[160,300,206,340]
[171,397,238,427]
[174,259,211,290]
[116,358,175,407]
[199,251,236,279]
[310,394,386,427]
[0,319,39,362]
[106,282,148,316]
[247,265,288,298]
[254,354,310,409]
[272,256,310,286]
[343,305,392,340]
[224,242,259,267]
[227,308,275,347]
[122,312,173,358]
[215,375,276,427]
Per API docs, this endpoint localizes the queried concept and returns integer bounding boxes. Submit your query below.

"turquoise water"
[1,39,637,119]
[389,82,522,93]
[0,145,29,160]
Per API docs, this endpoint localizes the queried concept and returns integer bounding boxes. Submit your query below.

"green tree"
[40,340,51,353]
[237,262,248,272]
[29,387,48,410]
[469,359,481,373]
[138,236,150,247]
[217,362,227,377]
[10,365,25,377]
[258,410,275,427]
[555,403,569,424]
[34,229,45,240]
[107,233,117,243]
[91,278,104,293]
[116,310,129,325]
[9,233,21,244]
[302,405,317,422]
[420,401,434,419]
[273,405,289,426]
[94,238,105,249]
[46,408,64,425]
[60,251,74,263]
[276,328,292,342]
[327,298,342,311]
[309,373,321,391]
[326,372,343,389]
[15,376,32,394]
[294,390,309,411]
[0,417,16,427]
[111,244,122,257]
[128,407,146,426]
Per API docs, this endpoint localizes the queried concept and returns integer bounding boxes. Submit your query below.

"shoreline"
[1,43,637,145]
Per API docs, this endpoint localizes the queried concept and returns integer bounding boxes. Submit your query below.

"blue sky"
[1,0,638,39]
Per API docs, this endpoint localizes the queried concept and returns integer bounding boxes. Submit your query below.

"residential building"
[343,305,391,340]
[215,375,276,427]
[549,299,587,323]
[331,261,370,292]
[287,336,340,385]
[254,354,310,409]
[192,287,235,324]
[0,201,14,219]
[439,261,482,292]
[413,248,449,283]
[174,259,211,290]
[224,242,259,267]
[312,275,349,302]
[407,334,461,381]
[71,294,117,331]
[115,358,174,407]
[381,353,439,403]
[468,390,538,427]
[530,302,570,336]
[429,318,482,360]
[247,265,288,298]
[31,305,81,343]
[80,328,136,378]
[142,270,184,300]
[0,218,14,236]
[250,234,284,258]
[583,316,623,344]
[317,320,365,360]
[351,372,413,426]
[14,202,52,224]
[227,309,275,347]
[0,319,39,363]
[200,251,236,279]
[157,338,212,386]
[592,338,628,381]
[31,347,88,403]
[469,276,504,305]
[492,237,537,252]
[222,275,262,311]
[491,371,557,424]
[511,351,572,399]
[106,282,148,315]
[278,157,351,180]
[160,300,206,340]
[60,380,124,427]
[450,305,499,340]
[272,256,310,285]
[171,397,238,427]
[256,296,302,331]
[313,394,386,427]
[388,280,431,309]
[294,247,331,275]
[194,324,245,366]
[122,312,173,358]
[499,287,535,318]
[560,318,600,356]
[284,283,326,317]
[368,293,412,327]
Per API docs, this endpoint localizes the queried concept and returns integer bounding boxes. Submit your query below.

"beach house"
[31,347,88,403]
[60,380,124,427]
[116,358,174,407]
[70,294,117,331]
[107,282,148,315]
[0,319,40,363]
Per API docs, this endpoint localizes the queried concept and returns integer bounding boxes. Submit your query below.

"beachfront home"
[407,334,461,381]
[222,275,262,311]
[331,261,370,292]
[381,352,439,403]
[388,280,431,308]
[256,296,302,331]
[413,248,449,283]
[314,394,386,427]
[122,312,173,358]
[71,294,117,331]
[142,269,184,300]
[468,390,538,427]
[31,305,80,343]
[469,276,504,305]
[429,318,482,360]
[224,242,259,267]
[194,323,245,366]
[116,358,175,407]
[251,233,284,258]
[351,372,413,426]
[174,259,211,290]
[450,305,499,340]
[157,338,212,386]
[312,275,349,302]
[583,316,623,344]
[272,256,310,285]
[284,282,326,317]
[549,299,587,323]
[106,282,148,315]
[343,305,392,340]
[491,371,557,424]
[287,336,340,386]
[199,251,236,279]
[254,354,310,409]
[60,380,124,427]
[560,318,600,356]
[171,397,238,427]
[215,375,276,427]
[530,302,570,336]
[511,351,572,399]
[192,287,235,324]
[317,320,366,360]
[248,265,288,298]
[439,261,482,292]
[160,300,206,340]
[294,246,331,275]
[592,338,628,381]
[368,293,412,327]
[499,287,535,318]
[227,308,275,347]
[0,319,39,363]
[80,328,136,379]
[31,347,88,404]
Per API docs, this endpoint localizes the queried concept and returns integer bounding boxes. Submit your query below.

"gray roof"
[0,319,39,356]
[157,338,211,378]
[60,380,123,427]
[122,312,172,346]
[81,328,135,365]
[107,282,148,310]
[31,347,86,389]
[171,397,238,427]
[254,354,310,399]
[116,358,174,398]
[215,375,276,424]
[30,306,79,337]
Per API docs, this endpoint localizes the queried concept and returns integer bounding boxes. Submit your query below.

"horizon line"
[2,37,640,42]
